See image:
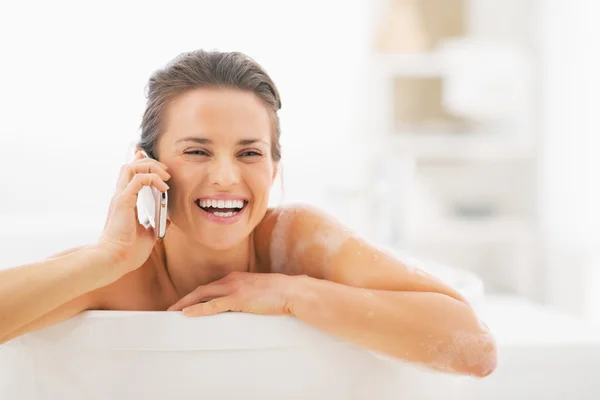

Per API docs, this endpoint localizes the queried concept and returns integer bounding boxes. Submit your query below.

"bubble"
[422,330,497,376]
[313,228,347,257]
[269,208,294,273]
[287,206,351,274]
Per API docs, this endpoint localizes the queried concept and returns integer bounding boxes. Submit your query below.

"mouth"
[195,198,248,220]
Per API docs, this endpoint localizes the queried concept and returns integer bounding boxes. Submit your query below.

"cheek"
[244,164,274,199]
[165,165,205,205]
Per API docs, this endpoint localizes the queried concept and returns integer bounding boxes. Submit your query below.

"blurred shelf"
[406,217,535,245]
[386,132,535,160]
[482,295,600,347]
[371,52,446,77]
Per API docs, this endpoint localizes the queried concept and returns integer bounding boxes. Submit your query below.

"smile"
[195,198,248,224]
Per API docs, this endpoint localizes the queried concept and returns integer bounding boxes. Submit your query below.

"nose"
[208,156,240,187]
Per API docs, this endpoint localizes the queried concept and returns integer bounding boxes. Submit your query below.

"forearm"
[288,276,496,377]
[0,246,114,339]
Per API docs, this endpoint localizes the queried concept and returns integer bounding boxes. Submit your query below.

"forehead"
[162,87,271,143]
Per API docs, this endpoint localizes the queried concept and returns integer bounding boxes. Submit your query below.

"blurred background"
[1,0,600,397]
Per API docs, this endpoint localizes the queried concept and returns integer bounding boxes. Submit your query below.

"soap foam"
[424,330,497,376]
[289,205,351,274]
[269,208,294,274]
[312,217,349,263]
[269,205,351,275]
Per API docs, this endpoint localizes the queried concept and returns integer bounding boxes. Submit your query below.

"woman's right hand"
[97,150,171,279]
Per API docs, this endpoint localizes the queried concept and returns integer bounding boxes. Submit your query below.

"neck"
[162,227,254,298]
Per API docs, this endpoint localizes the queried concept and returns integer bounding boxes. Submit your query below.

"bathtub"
[0,214,485,399]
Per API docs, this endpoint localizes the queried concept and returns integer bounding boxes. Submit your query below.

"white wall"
[0,0,371,232]
[536,0,600,315]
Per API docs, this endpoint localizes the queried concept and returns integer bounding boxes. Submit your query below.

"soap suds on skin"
[269,207,294,274]
[272,204,438,281]
[272,205,444,285]
[271,205,495,377]
[270,205,351,275]
[423,330,497,376]
[310,215,351,273]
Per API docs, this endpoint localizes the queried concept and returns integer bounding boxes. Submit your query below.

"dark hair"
[138,49,282,161]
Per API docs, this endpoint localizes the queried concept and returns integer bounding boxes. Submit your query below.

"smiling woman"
[0,50,496,380]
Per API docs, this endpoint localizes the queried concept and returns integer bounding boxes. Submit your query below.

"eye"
[184,150,209,156]
[239,150,262,158]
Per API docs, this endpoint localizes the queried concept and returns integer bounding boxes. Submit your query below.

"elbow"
[467,349,497,378]
[463,331,498,378]
[432,321,497,378]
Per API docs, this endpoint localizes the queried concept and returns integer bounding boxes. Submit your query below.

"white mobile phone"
[137,150,168,238]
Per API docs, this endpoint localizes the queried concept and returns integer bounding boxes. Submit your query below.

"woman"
[0,50,496,377]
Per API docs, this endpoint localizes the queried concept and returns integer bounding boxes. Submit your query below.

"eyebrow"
[175,137,268,146]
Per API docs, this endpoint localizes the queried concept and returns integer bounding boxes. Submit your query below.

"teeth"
[214,211,235,217]
[198,199,245,209]
[199,199,244,208]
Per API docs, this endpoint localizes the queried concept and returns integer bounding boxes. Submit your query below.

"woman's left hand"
[167,271,296,316]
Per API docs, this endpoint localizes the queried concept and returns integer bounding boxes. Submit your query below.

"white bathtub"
[0,214,485,399]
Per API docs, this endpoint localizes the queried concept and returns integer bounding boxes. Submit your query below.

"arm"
[277,206,496,377]
[0,150,172,344]
[169,205,496,377]
[0,151,171,343]
[0,245,115,344]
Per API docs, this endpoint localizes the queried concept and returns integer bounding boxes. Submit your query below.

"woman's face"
[155,88,278,249]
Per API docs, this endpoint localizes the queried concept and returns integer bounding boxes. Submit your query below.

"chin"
[195,232,249,251]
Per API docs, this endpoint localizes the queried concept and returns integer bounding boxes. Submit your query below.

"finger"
[132,158,169,170]
[114,173,169,210]
[116,160,170,192]
[182,296,235,317]
[134,150,145,161]
[116,162,171,192]
[133,154,168,170]
[168,281,230,311]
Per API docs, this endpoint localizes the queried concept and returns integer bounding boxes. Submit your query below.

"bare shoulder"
[255,204,468,303]
[253,204,351,277]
